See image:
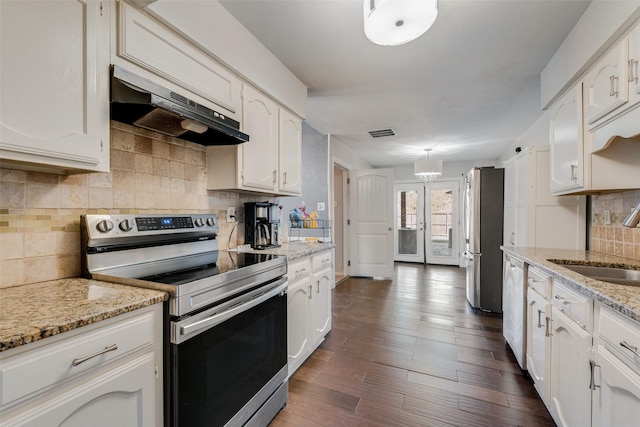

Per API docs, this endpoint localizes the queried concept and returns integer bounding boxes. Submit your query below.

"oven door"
[170,278,288,427]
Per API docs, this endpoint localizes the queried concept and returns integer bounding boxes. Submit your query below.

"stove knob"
[194,218,204,227]
[96,219,114,233]
[206,217,215,226]
[119,219,134,232]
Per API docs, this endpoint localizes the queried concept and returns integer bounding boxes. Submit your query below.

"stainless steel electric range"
[81,213,288,427]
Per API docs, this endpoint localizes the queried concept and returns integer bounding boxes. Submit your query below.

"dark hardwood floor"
[270,262,555,427]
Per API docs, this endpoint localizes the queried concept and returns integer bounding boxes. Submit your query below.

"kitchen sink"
[553,263,640,287]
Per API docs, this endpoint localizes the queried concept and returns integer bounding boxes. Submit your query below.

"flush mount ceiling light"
[363,0,438,46]
[414,148,442,182]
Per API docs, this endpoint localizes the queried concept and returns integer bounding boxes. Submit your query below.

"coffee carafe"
[244,202,280,249]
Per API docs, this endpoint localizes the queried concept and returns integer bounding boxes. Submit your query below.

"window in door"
[425,180,460,266]
[394,183,424,263]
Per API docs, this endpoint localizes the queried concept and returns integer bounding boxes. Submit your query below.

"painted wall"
[278,123,330,240]
[330,136,373,171]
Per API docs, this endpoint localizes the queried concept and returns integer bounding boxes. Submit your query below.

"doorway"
[333,164,348,284]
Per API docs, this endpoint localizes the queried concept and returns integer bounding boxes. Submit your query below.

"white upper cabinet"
[114,1,241,121]
[207,86,303,196]
[0,0,110,174]
[240,85,280,192]
[549,84,584,195]
[630,24,640,104]
[584,41,630,126]
[278,108,302,195]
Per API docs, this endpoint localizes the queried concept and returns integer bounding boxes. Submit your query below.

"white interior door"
[425,179,461,266]
[348,168,394,278]
[394,183,425,263]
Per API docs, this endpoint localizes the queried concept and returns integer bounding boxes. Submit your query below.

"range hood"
[110,65,249,145]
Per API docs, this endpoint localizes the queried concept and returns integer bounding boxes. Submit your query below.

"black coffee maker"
[244,202,280,250]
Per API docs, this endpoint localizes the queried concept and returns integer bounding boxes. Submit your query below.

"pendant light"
[414,148,442,182]
[363,0,438,46]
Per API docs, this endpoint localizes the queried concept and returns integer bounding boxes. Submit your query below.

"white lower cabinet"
[286,257,312,376]
[549,306,593,427]
[286,250,334,377]
[0,305,163,427]
[526,287,551,405]
[591,303,640,427]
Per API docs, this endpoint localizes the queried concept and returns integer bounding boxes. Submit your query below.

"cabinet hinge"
[155,364,159,379]
[347,219,351,225]
[100,2,103,16]
[100,139,104,152]
[347,178,350,184]
[347,260,351,266]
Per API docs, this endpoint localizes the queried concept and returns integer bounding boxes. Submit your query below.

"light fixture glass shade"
[363,0,438,46]
[414,158,442,182]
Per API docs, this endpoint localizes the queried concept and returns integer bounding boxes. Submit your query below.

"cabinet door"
[311,269,332,348]
[549,84,583,194]
[1,352,157,427]
[0,0,109,173]
[592,345,640,427]
[549,307,592,427]
[526,289,551,405]
[585,41,629,126]
[629,24,640,105]
[503,161,516,246]
[287,280,312,376]
[278,108,302,195]
[240,85,279,192]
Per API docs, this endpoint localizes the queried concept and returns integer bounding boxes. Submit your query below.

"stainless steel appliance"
[463,167,505,313]
[245,202,280,250]
[111,65,249,146]
[81,214,288,427]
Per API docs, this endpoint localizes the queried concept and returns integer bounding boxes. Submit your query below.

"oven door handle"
[177,279,288,340]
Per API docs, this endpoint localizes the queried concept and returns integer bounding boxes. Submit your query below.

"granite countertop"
[0,278,167,352]
[501,247,640,323]
[228,240,335,261]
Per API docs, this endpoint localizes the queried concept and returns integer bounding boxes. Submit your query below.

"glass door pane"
[394,183,424,263]
[426,179,460,265]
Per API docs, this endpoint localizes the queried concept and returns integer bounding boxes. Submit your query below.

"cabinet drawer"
[527,266,552,299]
[287,258,311,284]
[0,308,157,408]
[598,304,640,373]
[552,280,593,330]
[312,251,332,272]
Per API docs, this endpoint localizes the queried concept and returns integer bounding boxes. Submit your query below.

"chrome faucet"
[622,201,640,228]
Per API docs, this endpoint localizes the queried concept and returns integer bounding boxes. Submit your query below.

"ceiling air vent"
[368,128,396,138]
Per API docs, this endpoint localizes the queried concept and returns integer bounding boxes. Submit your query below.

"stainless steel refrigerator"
[463,167,504,313]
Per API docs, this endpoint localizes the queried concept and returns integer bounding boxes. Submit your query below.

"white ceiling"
[220,0,591,167]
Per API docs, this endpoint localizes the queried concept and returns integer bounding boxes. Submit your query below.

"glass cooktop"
[139,251,282,286]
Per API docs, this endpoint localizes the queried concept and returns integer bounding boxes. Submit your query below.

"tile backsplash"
[0,122,271,288]
[591,189,640,261]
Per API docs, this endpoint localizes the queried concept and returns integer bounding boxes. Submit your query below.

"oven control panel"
[83,214,219,239]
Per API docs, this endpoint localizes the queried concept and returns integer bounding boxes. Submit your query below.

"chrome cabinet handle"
[273,170,277,184]
[308,284,313,299]
[316,280,320,293]
[283,171,287,185]
[570,164,577,181]
[620,341,640,357]
[554,295,571,305]
[510,232,515,245]
[629,59,639,83]
[72,344,118,367]
[545,316,552,337]
[537,309,543,328]
[589,359,600,391]
[610,74,619,97]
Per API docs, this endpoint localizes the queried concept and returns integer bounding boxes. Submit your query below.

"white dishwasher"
[502,253,525,369]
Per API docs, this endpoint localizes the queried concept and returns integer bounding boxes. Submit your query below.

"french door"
[394,183,425,263]
[394,179,461,265]
[425,180,460,266]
